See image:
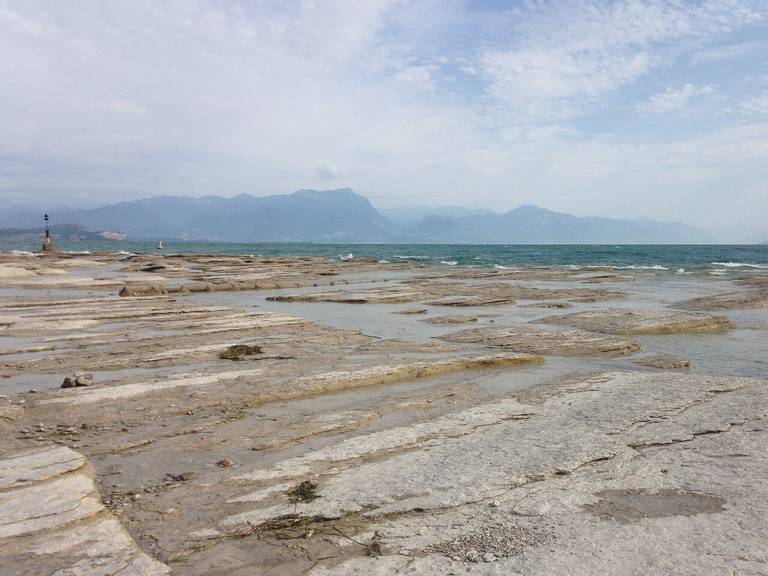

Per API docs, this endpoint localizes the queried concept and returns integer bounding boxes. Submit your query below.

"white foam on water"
[440,260,458,266]
[711,262,768,269]
[615,264,669,270]
[339,253,354,261]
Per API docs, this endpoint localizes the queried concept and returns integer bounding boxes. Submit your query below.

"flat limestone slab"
[40,369,266,406]
[221,371,767,576]
[267,282,621,306]
[678,289,768,311]
[0,445,169,575]
[538,308,733,335]
[440,325,641,356]
[0,445,85,490]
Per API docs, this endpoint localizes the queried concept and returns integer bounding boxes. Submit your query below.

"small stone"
[483,552,497,562]
[166,471,193,482]
[490,500,500,508]
[74,372,94,386]
[29,388,38,393]
[216,458,234,468]
[62,372,94,388]
[465,549,481,563]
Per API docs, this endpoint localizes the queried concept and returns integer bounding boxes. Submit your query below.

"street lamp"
[42,213,54,252]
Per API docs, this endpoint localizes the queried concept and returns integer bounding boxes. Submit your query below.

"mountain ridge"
[409,204,713,244]
[0,189,715,244]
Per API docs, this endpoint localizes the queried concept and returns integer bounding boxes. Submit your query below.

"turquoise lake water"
[2,239,766,272]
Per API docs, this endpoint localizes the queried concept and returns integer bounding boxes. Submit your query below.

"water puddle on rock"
[0,362,215,395]
[585,488,726,522]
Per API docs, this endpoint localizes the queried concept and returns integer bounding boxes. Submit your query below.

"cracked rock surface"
[1,253,766,575]
[297,371,768,576]
[0,445,170,575]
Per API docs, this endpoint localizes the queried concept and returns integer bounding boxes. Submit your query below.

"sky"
[1,1,767,241]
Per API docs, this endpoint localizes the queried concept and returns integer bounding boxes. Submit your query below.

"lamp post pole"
[42,213,54,252]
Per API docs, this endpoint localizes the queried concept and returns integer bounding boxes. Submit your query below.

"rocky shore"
[1,252,766,575]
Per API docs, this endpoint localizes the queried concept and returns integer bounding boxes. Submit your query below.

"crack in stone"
[628,419,749,449]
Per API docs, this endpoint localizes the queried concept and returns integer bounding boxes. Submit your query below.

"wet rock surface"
[422,314,479,324]
[538,308,734,335]
[0,445,169,575]
[633,354,691,369]
[441,325,641,356]
[678,288,768,311]
[268,280,623,307]
[0,253,766,575]
[584,488,725,522]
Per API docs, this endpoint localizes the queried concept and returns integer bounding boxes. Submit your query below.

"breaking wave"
[711,262,768,269]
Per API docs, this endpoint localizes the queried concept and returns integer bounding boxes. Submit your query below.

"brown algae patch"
[218,344,263,361]
[287,480,321,503]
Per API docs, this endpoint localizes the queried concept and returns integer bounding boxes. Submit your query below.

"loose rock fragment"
[61,372,94,388]
[427,522,552,562]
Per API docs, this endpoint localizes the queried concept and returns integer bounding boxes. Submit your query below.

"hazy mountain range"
[0,188,716,244]
[0,224,115,242]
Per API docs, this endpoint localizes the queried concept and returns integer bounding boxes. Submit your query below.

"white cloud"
[638,83,715,114]
[741,92,768,115]
[391,64,438,92]
[315,164,339,179]
[480,47,651,119]
[474,0,765,121]
[0,0,767,239]
[689,40,767,64]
